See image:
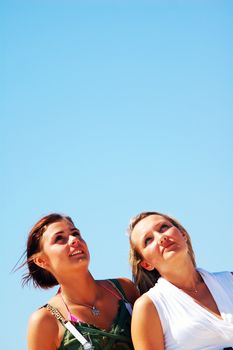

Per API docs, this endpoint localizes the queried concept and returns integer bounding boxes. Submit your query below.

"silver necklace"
[179,273,202,294]
[180,286,198,294]
[78,304,100,316]
[61,289,101,317]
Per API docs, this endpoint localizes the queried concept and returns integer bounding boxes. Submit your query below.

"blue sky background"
[2,1,233,349]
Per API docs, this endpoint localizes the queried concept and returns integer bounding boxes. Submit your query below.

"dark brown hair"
[22,213,74,289]
[128,211,196,295]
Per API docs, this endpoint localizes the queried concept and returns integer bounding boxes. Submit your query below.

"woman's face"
[35,219,90,277]
[131,214,188,272]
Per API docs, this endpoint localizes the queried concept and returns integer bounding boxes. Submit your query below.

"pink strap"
[58,288,82,322]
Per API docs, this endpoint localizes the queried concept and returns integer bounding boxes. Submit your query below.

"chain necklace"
[176,272,203,294]
[60,288,101,317]
[179,279,202,294]
[77,304,100,316]
[180,286,198,294]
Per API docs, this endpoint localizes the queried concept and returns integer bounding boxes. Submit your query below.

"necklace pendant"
[91,306,100,316]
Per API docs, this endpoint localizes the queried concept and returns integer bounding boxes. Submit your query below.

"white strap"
[124,302,132,316]
[45,304,94,350]
[64,321,93,349]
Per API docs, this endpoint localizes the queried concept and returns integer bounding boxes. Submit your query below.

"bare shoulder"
[132,294,159,329]
[133,294,164,335]
[115,277,140,304]
[133,293,155,313]
[29,306,57,326]
[131,294,164,350]
[28,307,60,350]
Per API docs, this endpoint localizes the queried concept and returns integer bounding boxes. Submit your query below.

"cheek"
[172,229,188,248]
[83,240,88,248]
[86,248,90,261]
[145,241,160,258]
[170,227,183,238]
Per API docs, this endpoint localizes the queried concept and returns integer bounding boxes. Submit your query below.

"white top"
[146,268,233,350]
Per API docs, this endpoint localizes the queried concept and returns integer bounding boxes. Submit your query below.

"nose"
[158,235,169,247]
[69,235,81,247]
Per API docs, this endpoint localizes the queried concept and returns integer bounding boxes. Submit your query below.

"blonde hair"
[128,211,196,295]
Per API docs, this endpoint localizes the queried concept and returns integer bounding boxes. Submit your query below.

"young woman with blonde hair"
[128,211,233,350]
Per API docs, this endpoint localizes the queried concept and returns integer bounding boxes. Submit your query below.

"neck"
[161,260,202,292]
[59,271,99,305]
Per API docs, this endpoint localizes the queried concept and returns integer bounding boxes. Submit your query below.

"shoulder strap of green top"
[108,279,128,301]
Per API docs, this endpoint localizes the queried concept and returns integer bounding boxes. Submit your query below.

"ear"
[182,232,188,241]
[33,253,49,270]
[140,260,154,271]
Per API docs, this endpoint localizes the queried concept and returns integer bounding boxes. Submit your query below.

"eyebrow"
[141,221,163,235]
[52,227,80,237]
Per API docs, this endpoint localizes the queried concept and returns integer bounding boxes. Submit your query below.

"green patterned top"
[45,279,134,350]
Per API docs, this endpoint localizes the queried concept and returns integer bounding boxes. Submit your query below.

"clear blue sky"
[2,1,233,349]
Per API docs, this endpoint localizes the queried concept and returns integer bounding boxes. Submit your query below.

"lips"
[164,242,175,250]
[69,249,85,257]
[161,242,176,254]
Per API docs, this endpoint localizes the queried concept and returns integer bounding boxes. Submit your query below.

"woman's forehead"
[135,214,166,230]
[131,214,166,242]
[43,219,75,238]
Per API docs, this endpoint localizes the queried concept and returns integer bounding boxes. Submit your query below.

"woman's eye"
[73,231,81,238]
[160,224,170,233]
[144,237,153,247]
[54,235,65,243]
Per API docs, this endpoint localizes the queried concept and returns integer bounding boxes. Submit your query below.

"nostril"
[71,237,79,245]
[159,235,168,244]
